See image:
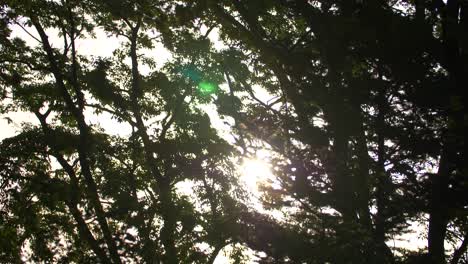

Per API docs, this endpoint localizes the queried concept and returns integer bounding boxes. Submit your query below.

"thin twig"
[14,20,41,43]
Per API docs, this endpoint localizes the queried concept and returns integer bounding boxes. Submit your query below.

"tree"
[1,0,247,263]
[185,0,468,263]
[1,0,467,263]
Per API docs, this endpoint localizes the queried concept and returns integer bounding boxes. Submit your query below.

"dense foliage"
[1,0,467,263]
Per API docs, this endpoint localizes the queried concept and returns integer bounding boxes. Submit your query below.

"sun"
[240,157,273,195]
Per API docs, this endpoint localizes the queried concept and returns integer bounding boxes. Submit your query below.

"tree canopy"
[0,0,467,263]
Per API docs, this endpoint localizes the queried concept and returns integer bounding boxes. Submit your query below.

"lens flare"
[181,66,202,82]
[198,81,217,94]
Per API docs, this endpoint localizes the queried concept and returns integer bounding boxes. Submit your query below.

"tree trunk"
[159,179,178,264]
[428,149,450,264]
[127,23,178,263]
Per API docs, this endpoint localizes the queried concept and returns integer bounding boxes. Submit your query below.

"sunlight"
[240,156,273,195]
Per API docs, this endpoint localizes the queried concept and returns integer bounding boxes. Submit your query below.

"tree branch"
[451,230,468,264]
[30,14,122,264]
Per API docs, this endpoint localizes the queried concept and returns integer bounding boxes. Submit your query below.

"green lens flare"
[198,81,216,94]
[181,67,201,82]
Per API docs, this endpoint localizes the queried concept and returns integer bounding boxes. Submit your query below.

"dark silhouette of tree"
[1,0,467,263]
[184,0,467,263]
